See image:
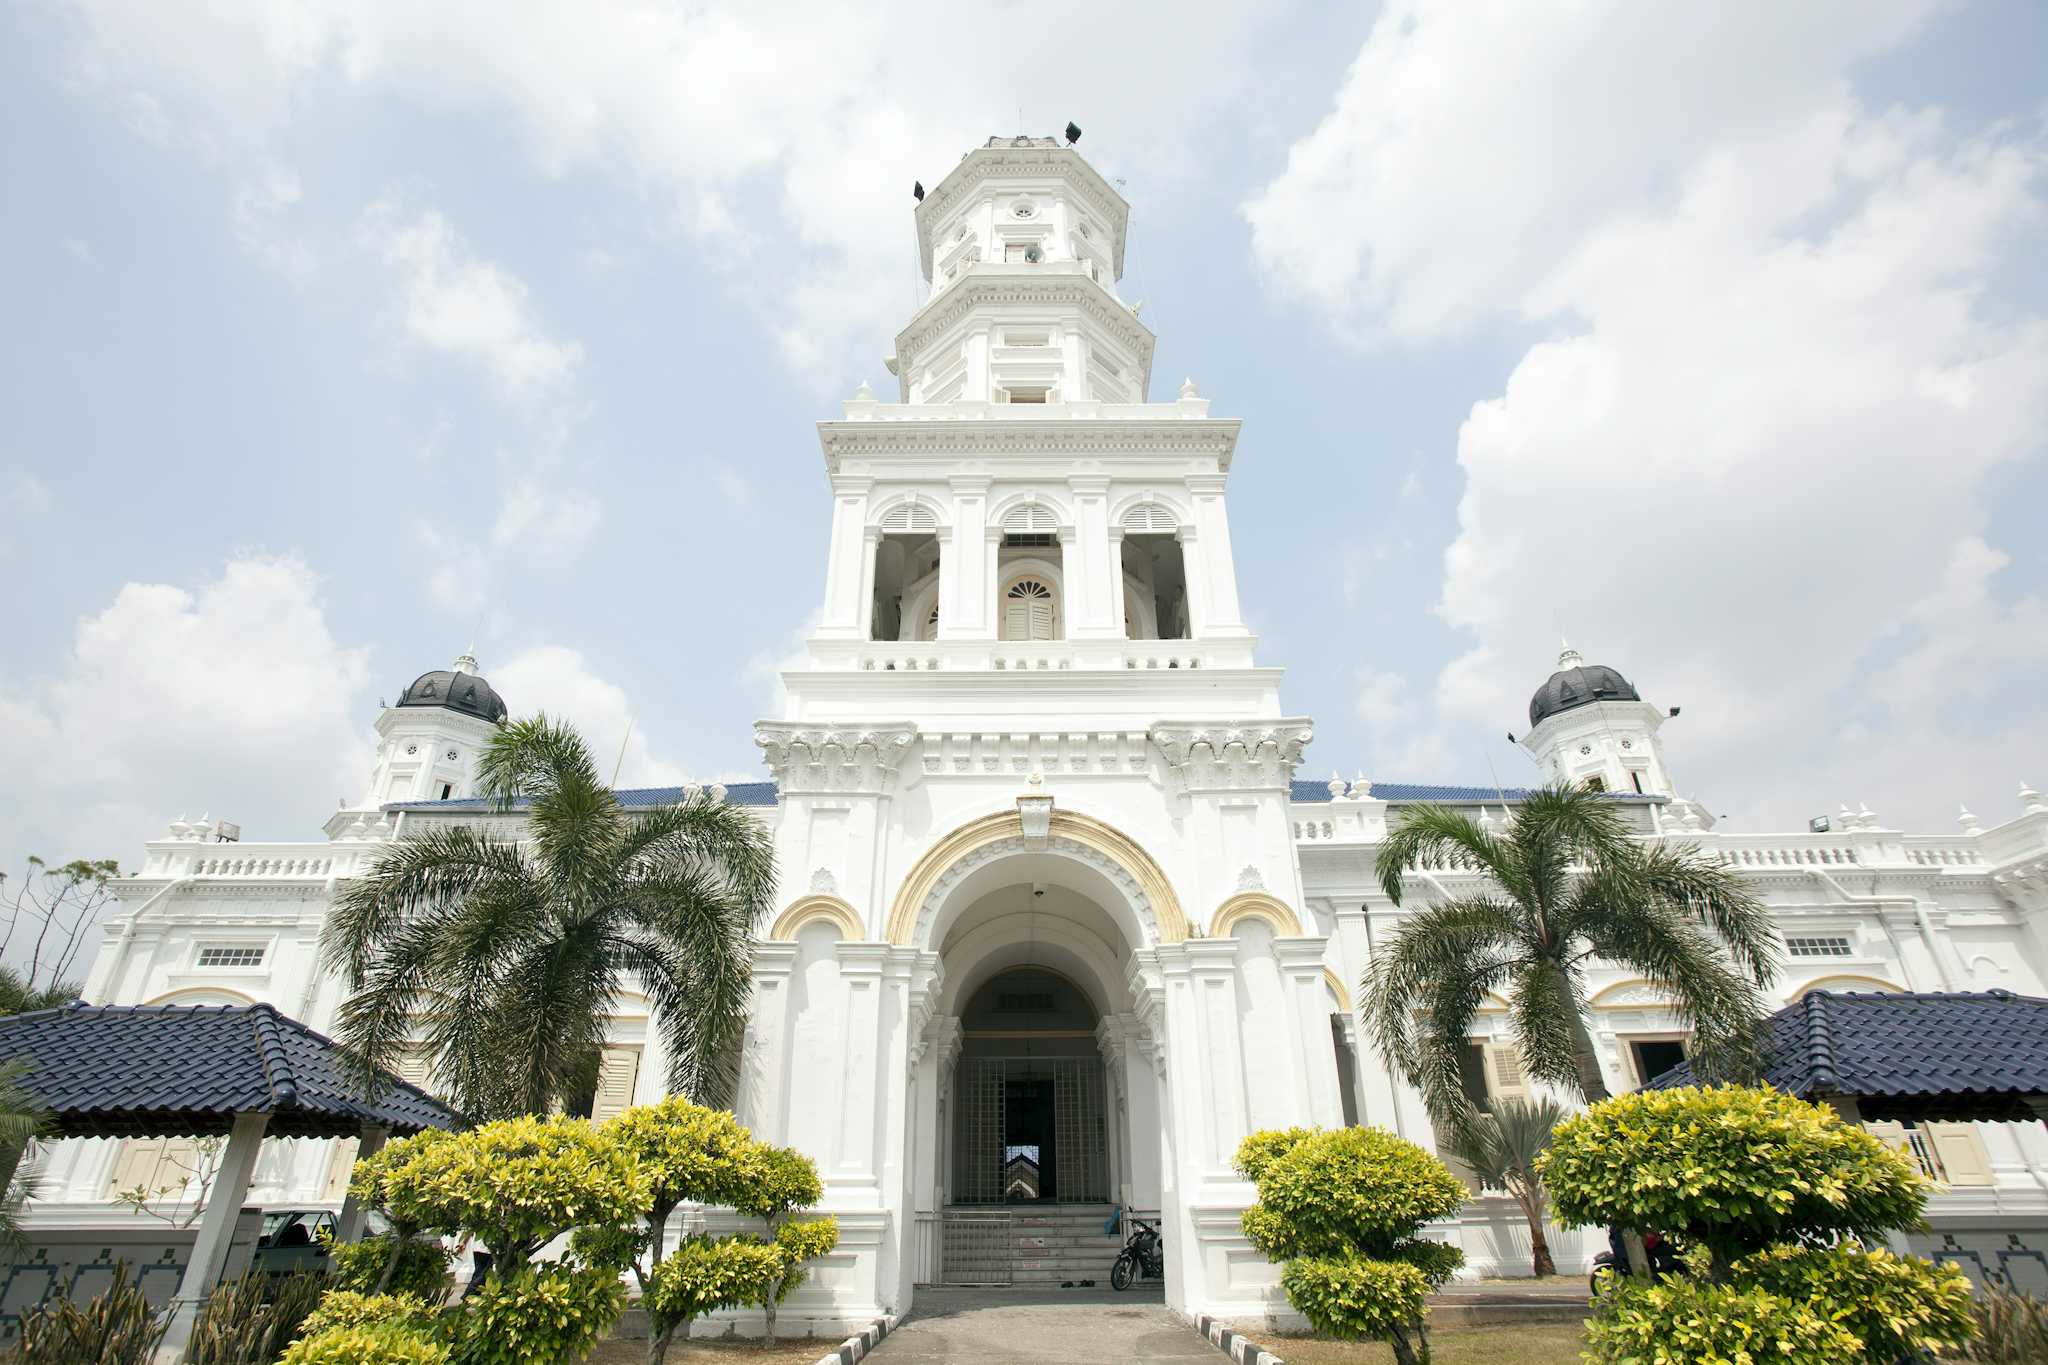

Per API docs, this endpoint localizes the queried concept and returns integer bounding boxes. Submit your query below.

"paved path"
[871,1286,1218,1363]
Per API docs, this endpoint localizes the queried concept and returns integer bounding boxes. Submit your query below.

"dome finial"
[453,648,481,676]
[1557,636,1583,670]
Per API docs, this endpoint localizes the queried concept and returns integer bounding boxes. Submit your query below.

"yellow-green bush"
[606,1097,757,1216]
[321,1231,453,1299]
[1585,1277,1859,1364]
[644,1234,784,1337]
[1235,1127,1467,1365]
[280,1322,449,1365]
[446,1264,627,1365]
[1737,1242,1977,1360]
[298,1290,433,1337]
[1537,1085,1926,1265]
[377,1115,651,1270]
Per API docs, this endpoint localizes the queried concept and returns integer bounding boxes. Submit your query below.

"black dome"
[1529,649,1639,726]
[396,653,507,724]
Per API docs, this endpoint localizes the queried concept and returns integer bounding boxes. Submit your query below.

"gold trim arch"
[1322,967,1353,1012]
[768,895,866,942]
[1798,973,1905,996]
[884,809,1189,946]
[1211,892,1305,938]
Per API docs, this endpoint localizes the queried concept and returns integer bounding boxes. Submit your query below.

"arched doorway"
[952,966,1108,1205]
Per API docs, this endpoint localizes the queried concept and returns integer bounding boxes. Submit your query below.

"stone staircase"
[986,1205,1126,1286]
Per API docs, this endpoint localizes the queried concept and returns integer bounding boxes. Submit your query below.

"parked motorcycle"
[1110,1216,1163,1291]
[1589,1229,1681,1295]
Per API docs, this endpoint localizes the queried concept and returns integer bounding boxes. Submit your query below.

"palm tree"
[0,966,78,1017]
[1365,785,1777,1137]
[0,1059,49,1254]
[1446,1098,1565,1278]
[323,715,777,1117]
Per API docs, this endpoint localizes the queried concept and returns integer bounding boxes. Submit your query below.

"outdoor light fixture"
[1065,121,1083,144]
[912,180,925,202]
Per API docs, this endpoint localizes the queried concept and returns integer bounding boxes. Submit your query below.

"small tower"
[1517,644,1675,796]
[361,651,510,807]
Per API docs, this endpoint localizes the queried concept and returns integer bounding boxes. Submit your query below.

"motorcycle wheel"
[1111,1253,1136,1292]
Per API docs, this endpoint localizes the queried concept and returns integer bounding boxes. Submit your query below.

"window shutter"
[1862,1120,1912,1161]
[1484,1044,1532,1103]
[108,1138,170,1196]
[1926,1122,1996,1187]
[109,1139,208,1199]
[590,1046,642,1124]
[393,1048,436,1096]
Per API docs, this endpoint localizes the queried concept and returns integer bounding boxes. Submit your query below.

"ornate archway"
[884,807,1187,947]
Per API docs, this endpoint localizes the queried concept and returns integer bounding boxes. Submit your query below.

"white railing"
[835,640,1249,674]
[1712,842,1861,868]
[189,854,334,878]
[1122,651,1204,670]
[1900,838,1986,867]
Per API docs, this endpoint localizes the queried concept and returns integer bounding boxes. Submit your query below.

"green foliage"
[1447,1097,1564,1276]
[1584,1276,1860,1364]
[322,1230,453,1299]
[1366,786,1778,1125]
[1965,1285,2048,1363]
[644,1235,784,1336]
[733,1142,824,1222]
[323,714,776,1115]
[376,1115,651,1269]
[299,1290,435,1336]
[1279,1256,1428,1343]
[567,1221,642,1274]
[1236,1127,1466,1363]
[1738,1242,1977,1360]
[447,1264,627,1365]
[1234,1126,1467,1263]
[10,1260,165,1365]
[281,1323,450,1365]
[767,1217,840,1302]
[190,1271,325,1365]
[607,1096,757,1218]
[1537,1085,1928,1264]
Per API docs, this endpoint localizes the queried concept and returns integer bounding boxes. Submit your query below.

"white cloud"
[0,556,373,858]
[1354,664,1456,780]
[1254,3,2048,829]
[358,200,583,407]
[491,645,686,789]
[230,163,317,279]
[491,478,602,557]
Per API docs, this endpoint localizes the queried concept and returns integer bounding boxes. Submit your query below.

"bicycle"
[1110,1216,1163,1291]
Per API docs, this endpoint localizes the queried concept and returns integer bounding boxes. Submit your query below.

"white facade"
[47,136,2048,1328]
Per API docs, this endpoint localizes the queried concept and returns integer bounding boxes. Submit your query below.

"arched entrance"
[952,966,1108,1205]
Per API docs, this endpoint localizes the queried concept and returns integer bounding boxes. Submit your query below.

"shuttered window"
[589,1046,643,1123]
[1002,579,1056,641]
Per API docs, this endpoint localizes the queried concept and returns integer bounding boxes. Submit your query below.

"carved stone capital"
[754,722,919,796]
[1149,718,1314,792]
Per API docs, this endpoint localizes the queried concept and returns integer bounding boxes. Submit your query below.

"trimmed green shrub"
[299,1289,434,1337]
[1584,1276,1858,1364]
[447,1263,627,1365]
[281,1322,450,1365]
[322,1231,453,1300]
[376,1115,651,1272]
[1737,1242,1976,1361]
[732,1142,838,1343]
[190,1270,325,1365]
[644,1234,784,1348]
[1235,1127,1467,1365]
[1537,1084,1927,1266]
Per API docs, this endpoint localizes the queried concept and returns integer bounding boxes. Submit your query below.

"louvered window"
[1121,504,1178,534]
[1002,579,1056,641]
[1786,935,1853,958]
[878,502,938,533]
[1002,504,1058,535]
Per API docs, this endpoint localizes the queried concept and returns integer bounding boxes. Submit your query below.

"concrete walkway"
[872,1286,1218,1363]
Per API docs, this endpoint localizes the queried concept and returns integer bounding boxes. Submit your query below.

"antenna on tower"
[611,718,634,789]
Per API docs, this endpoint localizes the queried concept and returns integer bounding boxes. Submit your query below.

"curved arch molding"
[768,894,866,942]
[1211,892,1304,938]
[885,808,1188,947]
[1797,973,1905,996]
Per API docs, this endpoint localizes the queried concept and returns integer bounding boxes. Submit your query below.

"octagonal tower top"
[913,136,1130,289]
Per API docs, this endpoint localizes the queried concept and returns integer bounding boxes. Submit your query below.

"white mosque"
[47,135,2048,1329]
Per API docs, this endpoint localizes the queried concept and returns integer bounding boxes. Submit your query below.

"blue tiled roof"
[388,781,779,813]
[1288,779,1664,804]
[0,1003,464,1140]
[1648,990,2048,1122]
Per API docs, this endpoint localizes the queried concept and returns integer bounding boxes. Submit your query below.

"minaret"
[357,651,510,809]
[1517,643,1676,796]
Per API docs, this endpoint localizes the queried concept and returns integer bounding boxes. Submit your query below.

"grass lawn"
[1242,1322,1588,1364]
[586,1337,841,1364]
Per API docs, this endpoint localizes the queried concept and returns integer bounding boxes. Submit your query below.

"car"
[251,1206,394,1278]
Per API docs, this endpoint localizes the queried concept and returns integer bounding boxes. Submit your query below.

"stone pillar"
[1107,528,1129,640]
[818,479,873,639]
[334,1124,387,1243]
[1274,936,1345,1129]
[1176,526,1209,640]
[1186,474,1248,636]
[856,527,882,642]
[1185,938,1249,1176]
[735,942,799,1144]
[946,477,991,639]
[1067,476,1115,638]
[156,1110,269,1364]
[832,942,889,1201]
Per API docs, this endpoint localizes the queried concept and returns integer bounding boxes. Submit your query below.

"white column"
[1176,527,1210,640]
[334,1124,387,1242]
[1186,474,1248,636]
[1274,937,1345,1129]
[1107,529,1129,639]
[1067,476,1115,638]
[946,477,991,638]
[735,943,799,1143]
[1185,939,1249,1175]
[817,479,874,640]
[833,943,889,1199]
[156,1111,268,1365]
[856,528,882,642]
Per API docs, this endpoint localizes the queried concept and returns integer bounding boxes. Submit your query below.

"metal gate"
[952,1057,1107,1205]
[939,1210,1012,1285]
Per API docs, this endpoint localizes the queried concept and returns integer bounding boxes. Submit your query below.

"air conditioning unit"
[213,821,242,843]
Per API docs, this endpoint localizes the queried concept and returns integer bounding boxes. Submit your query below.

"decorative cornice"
[817,418,1241,473]
[913,144,1129,281]
[754,723,919,795]
[894,274,1153,374]
[1149,719,1314,793]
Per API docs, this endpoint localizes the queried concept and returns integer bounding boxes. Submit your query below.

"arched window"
[1003,578,1057,641]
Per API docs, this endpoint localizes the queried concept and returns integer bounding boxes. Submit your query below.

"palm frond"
[472,713,605,811]
[1574,892,1767,1082]
[1635,841,1781,987]
[321,827,529,985]
[1374,804,1525,906]
[1506,965,1581,1090]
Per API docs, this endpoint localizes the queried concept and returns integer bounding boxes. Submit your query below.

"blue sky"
[3,0,2045,864]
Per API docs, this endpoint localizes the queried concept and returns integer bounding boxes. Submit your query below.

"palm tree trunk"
[1524,1207,1556,1279]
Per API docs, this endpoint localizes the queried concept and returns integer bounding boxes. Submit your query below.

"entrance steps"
[947,1205,1125,1285]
